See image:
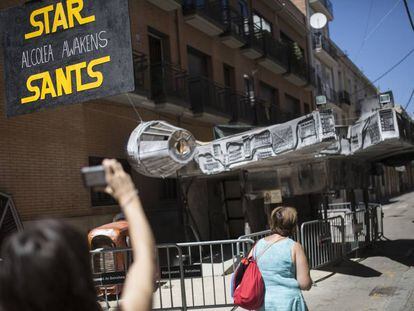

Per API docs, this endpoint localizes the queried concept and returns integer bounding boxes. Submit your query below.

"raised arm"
[293,242,312,291]
[103,159,155,311]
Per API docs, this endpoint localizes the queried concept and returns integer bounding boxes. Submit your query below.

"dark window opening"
[304,102,310,114]
[187,46,211,78]
[285,94,301,119]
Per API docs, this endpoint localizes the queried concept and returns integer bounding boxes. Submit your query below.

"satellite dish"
[310,13,327,29]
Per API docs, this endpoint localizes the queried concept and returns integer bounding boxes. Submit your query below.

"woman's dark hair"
[269,206,298,237]
[0,220,100,311]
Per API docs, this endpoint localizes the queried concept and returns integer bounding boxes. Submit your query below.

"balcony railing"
[231,93,255,124]
[338,90,351,105]
[262,31,289,69]
[188,76,233,118]
[183,0,226,28]
[254,99,296,126]
[133,51,149,97]
[289,54,308,81]
[313,35,338,60]
[222,6,246,39]
[150,63,189,106]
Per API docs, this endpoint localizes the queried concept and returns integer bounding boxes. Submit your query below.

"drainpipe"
[304,0,316,109]
[175,9,182,66]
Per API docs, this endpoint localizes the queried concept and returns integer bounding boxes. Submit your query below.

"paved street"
[102,191,414,311]
[302,191,414,311]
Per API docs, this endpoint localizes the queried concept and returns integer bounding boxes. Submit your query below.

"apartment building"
[0,0,317,241]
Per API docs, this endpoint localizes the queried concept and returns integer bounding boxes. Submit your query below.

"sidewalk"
[102,192,414,311]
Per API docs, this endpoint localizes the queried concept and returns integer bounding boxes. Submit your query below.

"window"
[253,12,272,33]
[88,157,131,207]
[223,64,235,89]
[187,46,210,77]
[285,94,301,119]
[304,102,310,114]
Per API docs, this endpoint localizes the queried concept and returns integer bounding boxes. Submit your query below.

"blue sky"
[329,0,414,112]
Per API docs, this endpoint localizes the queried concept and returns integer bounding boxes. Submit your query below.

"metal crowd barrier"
[300,216,344,269]
[91,204,383,310]
[91,239,254,311]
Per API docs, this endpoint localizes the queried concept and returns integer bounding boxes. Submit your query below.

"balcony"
[231,93,255,124]
[313,35,337,66]
[240,23,264,59]
[149,63,189,110]
[188,76,233,122]
[146,0,181,11]
[284,54,308,87]
[183,0,225,36]
[262,0,307,29]
[258,31,289,75]
[110,53,190,114]
[254,99,295,126]
[220,7,246,49]
[305,67,317,91]
[310,0,333,20]
[338,90,351,105]
[133,51,150,98]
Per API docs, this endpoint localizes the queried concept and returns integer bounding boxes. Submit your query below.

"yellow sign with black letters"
[2,0,134,117]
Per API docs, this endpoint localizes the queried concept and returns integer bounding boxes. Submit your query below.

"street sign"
[93,271,126,286]
[1,0,134,117]
[263,189,283,204]
[160,264,203,279]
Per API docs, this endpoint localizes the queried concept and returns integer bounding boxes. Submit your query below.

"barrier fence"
[92,239,254,311]
[92,204,383,310]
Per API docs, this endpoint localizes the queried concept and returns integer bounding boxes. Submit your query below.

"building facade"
[0,0,412,243]
[0,0,316,241]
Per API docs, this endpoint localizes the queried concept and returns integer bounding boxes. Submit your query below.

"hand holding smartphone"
[81,165,107,188]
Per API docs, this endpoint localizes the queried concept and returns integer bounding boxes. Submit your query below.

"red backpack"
[232,241,276,310]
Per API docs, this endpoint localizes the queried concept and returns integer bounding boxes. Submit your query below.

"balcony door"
[187,47,212,113]
[148,30,170,100]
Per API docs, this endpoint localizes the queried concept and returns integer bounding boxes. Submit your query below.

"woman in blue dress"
[253,206,312,311]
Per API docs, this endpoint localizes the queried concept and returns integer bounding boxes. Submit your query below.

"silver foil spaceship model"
[126,121,197,178]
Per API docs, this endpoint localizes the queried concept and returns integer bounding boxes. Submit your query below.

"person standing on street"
[0,159,155,311]
[254,206,312,311]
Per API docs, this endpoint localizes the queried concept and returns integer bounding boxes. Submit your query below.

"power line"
[362,0,402,43]
[405,88,414,110]
[355,0,374,61]
[351,46,414,97]
[403,0,414,31]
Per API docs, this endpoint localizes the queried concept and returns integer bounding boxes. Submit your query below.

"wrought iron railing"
[222,5,247,40]
[132,51,149,96]
[262,31,289,69]
[150,62,189,106]
[338,90,351,105]
[242,20,264,52]
[313,34,338,60]
[231,92,255,124]
[254,99,296,126]
[183,0,226,28]
[188,76,233,117]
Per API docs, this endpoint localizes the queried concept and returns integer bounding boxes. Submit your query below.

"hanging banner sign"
[1,0,134,117]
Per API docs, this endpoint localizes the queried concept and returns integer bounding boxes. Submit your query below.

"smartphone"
[81,165,107,187]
